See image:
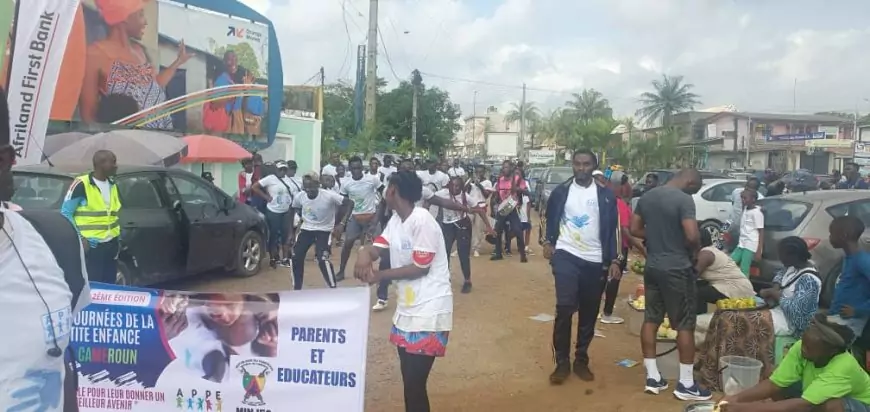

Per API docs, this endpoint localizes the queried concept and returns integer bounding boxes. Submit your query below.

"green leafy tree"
[636,75,701,128]
[212,42,262,79]
[565,89,613,124]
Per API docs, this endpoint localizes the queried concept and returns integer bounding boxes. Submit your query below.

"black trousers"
[494,209,525,258]
[292,230,337,290]
[550,250,607,364]
[86,238,120,284]
[376,250,391,301]
[602,247,628,316]
[441,221,472,282]
[696,279,728,314]
[398,346,436,412]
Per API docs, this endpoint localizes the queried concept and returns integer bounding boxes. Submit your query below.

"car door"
[163,172,236,275]
[115,172,184,284]
[699,182,744,222]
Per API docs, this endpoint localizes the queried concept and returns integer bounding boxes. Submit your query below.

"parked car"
[11,164,268,286]
[694,179,751,248]
[535,167,573,212]
[755,190,870,306]
[770,169,827,192]
[632,169,730,197]
[527,168,546,209]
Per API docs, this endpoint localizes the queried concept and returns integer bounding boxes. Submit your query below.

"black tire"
[232,230,263,277]
[699,220,724,250]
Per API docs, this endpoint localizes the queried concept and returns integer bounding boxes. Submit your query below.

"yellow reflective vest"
[72,174,121,240]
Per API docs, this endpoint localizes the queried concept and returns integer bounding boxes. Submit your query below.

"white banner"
[528,149,556,164]
[70,284,370,412]
[6,0,80,165]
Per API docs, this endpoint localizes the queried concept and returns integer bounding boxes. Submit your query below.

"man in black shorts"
[631,168,712,401]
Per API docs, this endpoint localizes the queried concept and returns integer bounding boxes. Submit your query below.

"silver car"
[756,190,870,306]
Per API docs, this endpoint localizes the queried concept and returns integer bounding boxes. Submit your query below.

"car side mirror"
[172,200,182,211]
[223,197,235,211]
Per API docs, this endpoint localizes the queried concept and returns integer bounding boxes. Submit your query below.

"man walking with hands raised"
[542,150,622,384]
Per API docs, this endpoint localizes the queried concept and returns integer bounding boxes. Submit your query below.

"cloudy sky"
[241,0,870,120]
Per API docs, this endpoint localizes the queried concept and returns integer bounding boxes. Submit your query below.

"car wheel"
[232,230,263,277]
[699,220,724,250]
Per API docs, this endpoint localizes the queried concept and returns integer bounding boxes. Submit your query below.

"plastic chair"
[774,335,798,366]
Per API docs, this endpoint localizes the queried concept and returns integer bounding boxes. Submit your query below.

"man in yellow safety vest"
[61,150,122,284]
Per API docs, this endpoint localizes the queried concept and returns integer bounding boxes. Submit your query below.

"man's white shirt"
[0,210,90,411]
[447,167,466,178]
[555,181,603,263]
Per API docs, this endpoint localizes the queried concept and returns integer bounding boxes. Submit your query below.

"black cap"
[286,160,298,169]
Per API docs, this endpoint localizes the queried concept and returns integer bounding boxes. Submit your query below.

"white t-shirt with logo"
[433,189,471,224]
[258,175,300,213]
[555,181,602,263]
[373,208,453,332]
[518,194,531,223]
[378,165,397,183]
[340,174,382,215]
[447,167,466,178]
[292,190,344,232]
[0,210,90,411]
[415,186,436,208]
[738,207,765,252]
[417,170,450,191]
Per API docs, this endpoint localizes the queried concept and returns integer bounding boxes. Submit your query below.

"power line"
[335,0,352,82]
[378,28,403,83]
[385,15,413,72]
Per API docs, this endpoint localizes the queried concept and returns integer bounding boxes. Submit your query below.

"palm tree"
[636,74,701,128]
[506,101,541,146]
[565,89,613,124]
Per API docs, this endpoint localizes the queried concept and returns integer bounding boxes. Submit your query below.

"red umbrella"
[181,134,252,163]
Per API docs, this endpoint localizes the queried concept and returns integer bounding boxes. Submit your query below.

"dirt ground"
[171,223,698,412]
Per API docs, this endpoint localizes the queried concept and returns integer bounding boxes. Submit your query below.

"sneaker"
[572,361,595,381]
[520,255,528,263]
[335,271,346,282]
[372,299,388,311]
[600,315,625,324]
[451,251,458,257]
[461,282,472,293]
[473,250,480,257]
[549,362,571,385]
[526,247,535,256]
[269,259,278,269]
[644,377,669,395]
[490,255,503,261]
[280,258,292,267]
[505,250,513,257]
[673,382,712,401]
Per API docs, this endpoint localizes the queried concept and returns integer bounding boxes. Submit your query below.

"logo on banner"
[227,26,263,43]
[227,26,245,38]
[174,389,222,411]
[237,359,274,407]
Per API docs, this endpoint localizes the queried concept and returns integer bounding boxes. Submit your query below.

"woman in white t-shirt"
[354,170,452,412]
[434,176,493,294]
[252,161,301,267]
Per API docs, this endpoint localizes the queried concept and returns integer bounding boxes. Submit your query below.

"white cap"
[592,170,604,177]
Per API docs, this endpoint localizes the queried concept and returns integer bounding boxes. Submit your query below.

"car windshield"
[11,174,72,209]
[756,198,812,231]
[547,169,573,183]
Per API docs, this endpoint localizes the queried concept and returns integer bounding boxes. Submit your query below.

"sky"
[240,0,870,121]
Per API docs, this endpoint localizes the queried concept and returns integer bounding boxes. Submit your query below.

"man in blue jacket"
[542,149,622,384]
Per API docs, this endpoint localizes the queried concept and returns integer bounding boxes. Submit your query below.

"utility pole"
[472,90,478,157]
[364,0,379,123]
[519,83,526,161]
[411,70,422,149]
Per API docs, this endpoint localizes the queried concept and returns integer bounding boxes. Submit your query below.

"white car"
[694,179,749,246]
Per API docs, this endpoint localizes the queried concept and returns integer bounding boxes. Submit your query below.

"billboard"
[2,0,282,164]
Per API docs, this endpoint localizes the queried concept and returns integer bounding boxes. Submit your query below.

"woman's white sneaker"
[372,299,388,311]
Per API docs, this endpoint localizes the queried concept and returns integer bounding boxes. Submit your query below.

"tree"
[506,101,541,146]
[212,42,263,79]
[636,74,701,128]
[376,77,461,154]
[565,89,613,124]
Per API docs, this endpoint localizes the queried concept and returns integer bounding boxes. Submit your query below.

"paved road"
[168,235,699,412]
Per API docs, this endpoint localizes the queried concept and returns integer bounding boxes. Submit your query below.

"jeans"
[441,221,471,282]
[292,230,337,290]
[551,250,607,364]
[494,209,525,258]
[86,238,120,284]
[265,209,291,254]
[398,346,436,412]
